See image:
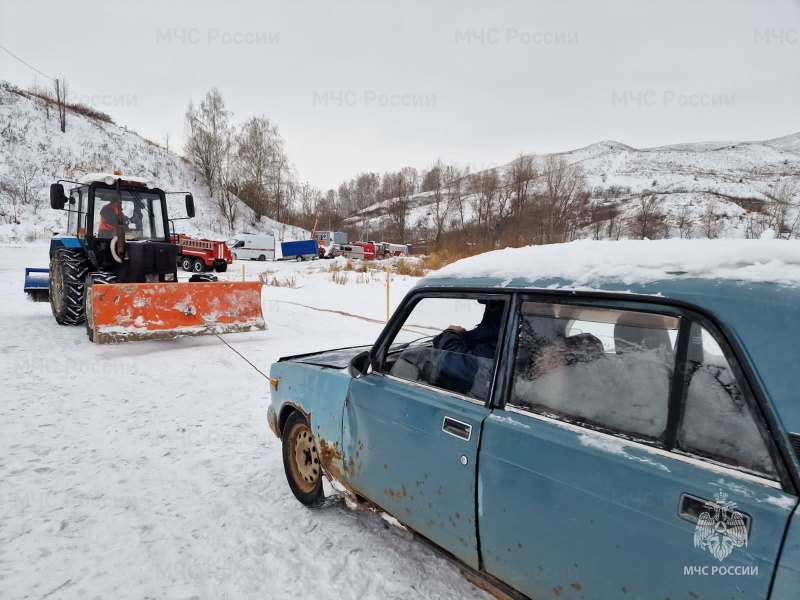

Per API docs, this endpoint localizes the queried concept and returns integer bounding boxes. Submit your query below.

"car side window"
[677,322,777,479]
[510,302,678,442]
[384,296,505,401]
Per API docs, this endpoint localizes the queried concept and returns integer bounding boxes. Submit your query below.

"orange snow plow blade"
[89,282,266,344]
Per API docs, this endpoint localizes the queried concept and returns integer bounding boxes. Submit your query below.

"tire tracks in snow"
[268,300,387,324]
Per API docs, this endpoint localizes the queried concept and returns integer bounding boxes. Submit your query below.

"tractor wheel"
[282,412,325,507]
[214,262,228,273]
[84,272,116,342]
[49,249,89,325]
[192,258,206,273]
[181,256,193,272]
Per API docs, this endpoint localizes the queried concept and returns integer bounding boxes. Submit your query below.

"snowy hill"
[345,132,800,241]
[0,82,308,244]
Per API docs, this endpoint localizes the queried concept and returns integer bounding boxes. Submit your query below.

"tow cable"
[215,334,270,380]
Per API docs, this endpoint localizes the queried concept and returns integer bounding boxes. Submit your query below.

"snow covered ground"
[0,245,489,600]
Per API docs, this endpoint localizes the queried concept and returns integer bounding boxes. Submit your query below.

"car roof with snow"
[417,239,800,435]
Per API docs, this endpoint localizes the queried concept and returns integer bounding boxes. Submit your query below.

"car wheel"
[282,411,325,507]
[258,254,266,261]
[192,258,205,273]
[181,257,193,272]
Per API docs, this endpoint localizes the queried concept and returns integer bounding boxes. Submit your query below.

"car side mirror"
[185,194,195,218]
[348,350,372,379]
[50,183,67,210]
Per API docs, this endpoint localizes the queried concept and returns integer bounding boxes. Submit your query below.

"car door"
[478,298,797,600]
[343,293,508,569]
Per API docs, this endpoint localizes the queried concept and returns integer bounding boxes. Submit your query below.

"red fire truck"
[172,234,233,273]
[348,241,389,260]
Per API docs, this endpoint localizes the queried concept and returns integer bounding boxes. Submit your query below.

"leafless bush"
[700,200,724,239]
[330,270,348,285]
[267,276,297,288]
[627,195,670,239]
[673,203,694,239]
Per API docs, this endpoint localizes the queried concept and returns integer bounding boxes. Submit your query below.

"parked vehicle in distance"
[266,239,800,600]
[227,233,275,261]
[315,231,348,259]
[279,239,319,261]
[323,243,345,259]
[384,243,409,257]
[341,244,366,260]
[172,234,232,273]
[349,241,377,260]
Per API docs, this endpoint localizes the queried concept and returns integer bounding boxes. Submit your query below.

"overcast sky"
[1,0,798,190]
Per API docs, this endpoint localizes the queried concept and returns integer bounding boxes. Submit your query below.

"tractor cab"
[51,172,195,283]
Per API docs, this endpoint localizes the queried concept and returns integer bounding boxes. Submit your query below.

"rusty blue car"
[267,239,800,599]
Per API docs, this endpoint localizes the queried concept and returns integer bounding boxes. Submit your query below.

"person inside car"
[431,299,504,397]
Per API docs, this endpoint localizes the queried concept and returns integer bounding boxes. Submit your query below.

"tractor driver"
[98,202,130,238]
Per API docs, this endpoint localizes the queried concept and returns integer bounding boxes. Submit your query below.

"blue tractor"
[25,171,265,343]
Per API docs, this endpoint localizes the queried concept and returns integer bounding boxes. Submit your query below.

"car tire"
[258,254,266,261]
[49,248,89,325]
[192,258,205,273]
[282,411,325,507]
[181,257,193,272]
[295,255,303,262]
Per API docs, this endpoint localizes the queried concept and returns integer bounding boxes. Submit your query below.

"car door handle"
[678,493,752,534]
[442,416,472,441]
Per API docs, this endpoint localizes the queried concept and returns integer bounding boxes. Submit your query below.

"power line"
[0,43,54,81]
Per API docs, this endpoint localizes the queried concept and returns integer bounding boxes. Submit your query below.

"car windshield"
[93,187,166,241]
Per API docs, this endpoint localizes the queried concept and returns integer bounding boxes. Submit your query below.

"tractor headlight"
[104,175,115,185]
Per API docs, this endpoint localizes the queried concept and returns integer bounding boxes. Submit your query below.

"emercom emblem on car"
[693,490,749,562]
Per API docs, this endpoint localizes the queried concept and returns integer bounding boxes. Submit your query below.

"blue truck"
[279,239,319,261]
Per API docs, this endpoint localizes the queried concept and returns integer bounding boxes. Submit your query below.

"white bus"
[227,233,276,261]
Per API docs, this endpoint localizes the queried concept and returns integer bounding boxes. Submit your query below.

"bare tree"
[764,180,799,238]
[183,88,232,196]
[443,164,466,232]
[235,115,286,218]
[700,199,724,239]
[215,129,240,234]
[386,171,412,241]
[53,77,68,133]
[425,159,455,248]
[468,169,500,244]
[588,200,609,240]
[531,156,588,244]
[0,160,41,223]
[506,153,536,219]
[674,203,694,239]
[628,195,670,239]
[607,210,623,240]
[294,182,324,230]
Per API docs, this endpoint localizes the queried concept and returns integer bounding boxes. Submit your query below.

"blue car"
[267,240,800,599]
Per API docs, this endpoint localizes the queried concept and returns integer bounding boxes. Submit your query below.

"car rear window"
[510,302,678,443]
